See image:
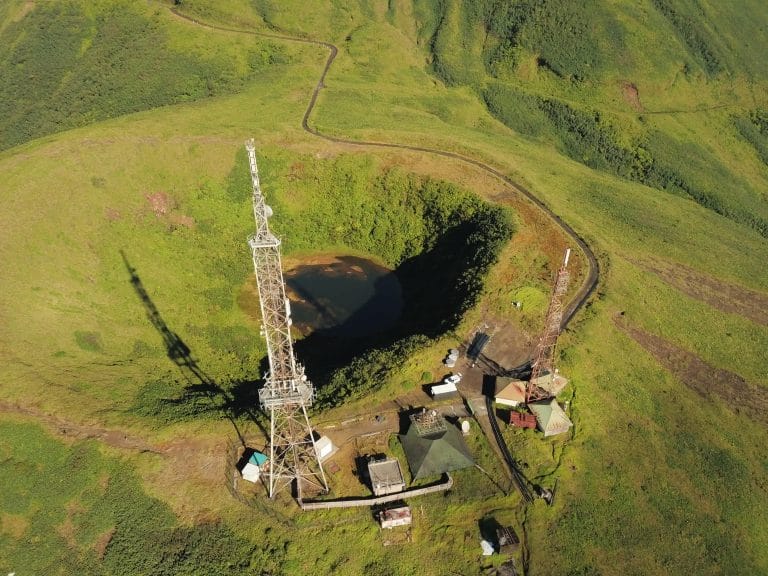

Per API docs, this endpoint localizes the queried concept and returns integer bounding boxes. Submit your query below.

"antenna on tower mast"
[245,139,328,499]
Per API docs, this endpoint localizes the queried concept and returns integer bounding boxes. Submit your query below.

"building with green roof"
[399,414,474,480]
[529,399,572,437]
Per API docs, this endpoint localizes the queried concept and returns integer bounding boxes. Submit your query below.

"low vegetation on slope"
[0,0,285,151]
[416,0,768,238]
[482,84,768,236]
[0,131,514,574]
[1,0,768,575]
[0,422,275,575]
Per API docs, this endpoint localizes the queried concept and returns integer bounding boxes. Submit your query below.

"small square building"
[379,506,412,529]
[240,451,268,483]
[368,458,405,496]
[314,435,336,461]
[495,378,526,407]
[530,371,568,397]
[509,411,537,429]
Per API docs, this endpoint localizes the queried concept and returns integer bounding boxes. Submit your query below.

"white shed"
[315,435,335,461]
[495,377,527,407]
[431,382,458,396]
[241,451,268,483]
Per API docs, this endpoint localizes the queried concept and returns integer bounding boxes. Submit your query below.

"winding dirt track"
[170,8,599,332]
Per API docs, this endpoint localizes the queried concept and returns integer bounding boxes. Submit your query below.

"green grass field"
[1,0,768,574]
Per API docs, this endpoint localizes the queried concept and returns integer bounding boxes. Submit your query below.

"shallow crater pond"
[239,254,403,341]
[283,255,403,338]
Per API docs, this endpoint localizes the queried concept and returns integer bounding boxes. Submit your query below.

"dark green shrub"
[651,0,722,75]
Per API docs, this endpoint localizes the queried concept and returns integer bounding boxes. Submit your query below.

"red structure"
[509,411,537,429]
[526,248,571,403]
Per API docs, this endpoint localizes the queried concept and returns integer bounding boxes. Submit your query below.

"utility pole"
[245,139,328,499]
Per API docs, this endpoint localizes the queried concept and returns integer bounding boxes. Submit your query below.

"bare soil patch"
[168,213,195,228]
[94,527,116,559]
[144,191,195,229]
[621,81,643,111]
[105,207,121,222]
[56,516,78,549]
[636,258,768,326]
[56,499,87,549]
[145,191,175,216]
[0,401,160,452]
[237,279,261,321]
[615,317,768,427]
[12,1,35,22]
[158,436,227,486]
[1,512,29,539]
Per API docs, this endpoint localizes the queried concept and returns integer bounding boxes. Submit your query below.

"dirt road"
[168,7,600,332]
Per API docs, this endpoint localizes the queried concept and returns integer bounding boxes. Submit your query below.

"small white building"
[241,451,268,483]
[431,382,458,397]
[481,539,494,556]
[315,435,336,461]
[494,378,527,407]
[379,506,412,529]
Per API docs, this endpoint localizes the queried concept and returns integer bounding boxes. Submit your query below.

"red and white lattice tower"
[245,139,327,499]
[526,248,571,403]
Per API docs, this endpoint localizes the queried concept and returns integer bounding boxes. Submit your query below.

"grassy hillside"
[1,0,768,575]
[0,0,285,151]
[0,419,273,575]
[418,0,768,238]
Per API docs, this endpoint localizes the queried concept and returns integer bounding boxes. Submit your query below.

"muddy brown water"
[240,255,404,339]
[285,255,403,338]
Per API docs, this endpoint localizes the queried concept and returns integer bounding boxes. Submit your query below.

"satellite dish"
[461,420,471,435]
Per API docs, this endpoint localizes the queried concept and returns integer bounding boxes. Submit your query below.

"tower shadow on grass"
[121,250,267,446]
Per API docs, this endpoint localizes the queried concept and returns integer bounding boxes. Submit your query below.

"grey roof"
[530,372,569,396]
[368,458,405,493]
[399,421,474,479]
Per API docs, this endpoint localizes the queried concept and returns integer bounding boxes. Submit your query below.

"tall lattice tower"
[526,248,571,403]
[245,139,328,499]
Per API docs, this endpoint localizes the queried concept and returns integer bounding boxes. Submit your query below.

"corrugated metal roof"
[368,458,405,495]
[529,399,572,437]
[530,372,569,396]
[315,436,333,450]
[495,379,526,403]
